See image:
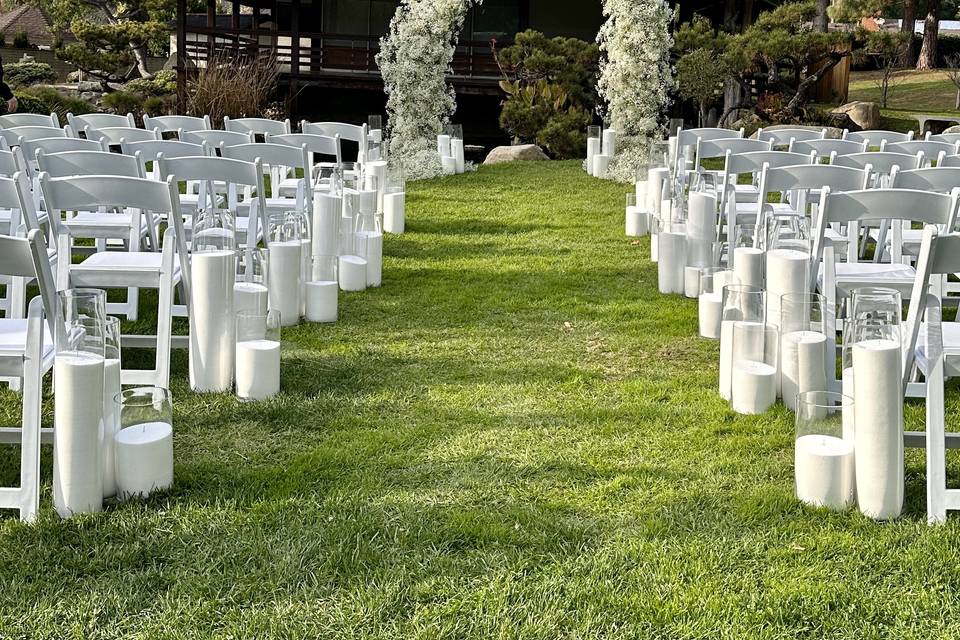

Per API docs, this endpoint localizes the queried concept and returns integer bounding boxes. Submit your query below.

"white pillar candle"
[684,266,701,299]
[235,339,281,401]
[842,367,855,442]
[312,192,341,257]
[686,191,716,269]
[650,226,659,262]
[602,129,617,157]
[358,231,383,287]
[101,357,121,498]
[698,292,722,339]
[437,134,451,157]
[625,206,647,237]
[339,255,368,292]
[383,191,405,234]
[441,155,457,175]
[234,281,268,317]
[733,247,764,289]
[765,249,809,330]
[189,250,235,392]
[648,168,669,216]
[114,422,173,499]
[657,229,686,295]
[852,339,904,520]
[268,240,302,327]
[54,352,104,517]
[731,359,777,414]
[305,280,338,323]
[635,180,648,213]
[593,154,610,179]
[364,160,388,211]
[668,136,678,165]
[795,434,854,510]
[780,331,827,409]
[451,138,465,173]
[586,137,601,175]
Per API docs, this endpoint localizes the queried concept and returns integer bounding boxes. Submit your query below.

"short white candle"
[684,266,701,299]
[657,229,686,294]
[731,359,777,414]
[358,231,383,287]
[586,137,601,175]
[602,128,617,157]
[451,138,465,173]
[268,240,302,327]
[441,155,457,175]
[312,191,341,257]
[853,338,904,520]
[189,250,236,392]
[733,247,764,289]
[114,422,173,499]
[53,351,104,517]
[780,331,827,409]
[305,280,338,323]
[437,134,451,157]
[698,292,722,339]
[593,154,610,179]
[339,255,367,292]
[625,206,647,237]
[234,281,269,317]
[795,434,854,510]
[383,191,405,234]
[101,357,121,498]
[235,339,281,401]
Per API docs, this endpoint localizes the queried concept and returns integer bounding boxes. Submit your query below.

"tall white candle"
[235,339,281,400]
[733,247,764,289]
[268,240,301,327]
[593,154,610,179]
[305,280,338,323]
[719,319,736,400]
[189,250,235,392]
[441,155,457,175]
[731,359,777,414]
[684,266,701,299]
[686,192,716,268]
[795,434,854,510]
[648,168,669,215]
[383,191,405,234]
[358,231,383,287]
[114,421,173,499]
[602,129,617,157]
[53,351,104,517]
[852,339,903,520]
[699,292,722,339]
[766,249,808,330]
[101,357,121,498]
[312,191,341,257]
[586,137,601,175]
[364,160,388,211]
[234,281,268,317]
[437,134,451,157]
[780,331,826,409]
[626,206,647,237]
[339,255,367,292]
[657,229,686,294]
[451,138,465,173]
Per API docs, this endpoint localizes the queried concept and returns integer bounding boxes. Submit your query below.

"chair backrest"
[222,141,312,200]
[36,150,143,179]
[789,138,867,159]
[696,137,772,162]
[757,127,826,146]
[0,171,41,233]
[0,148,18,176]
[834,151,922,175]
[85,126,160,145]
[142,114,211,133]
[891,166,960,194]
[0,113,59,129]
[884,140,959,162]
[0,229,57,336]
[266,132,342,165]
[224,116,291,136]
[301,121,364,142]
[724,150,812,176]
[0,126,72,148]
[929,132,960,145]
[676,127,744,147]
[39,173,190,295]
[17,137,107,177]
[120,139,206,163]
[180,129,254,149]
[843,129,914,146]
[759,163,871,195]
[67,112,135,130]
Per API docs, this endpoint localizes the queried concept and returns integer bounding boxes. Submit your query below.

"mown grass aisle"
[0,160,959,637]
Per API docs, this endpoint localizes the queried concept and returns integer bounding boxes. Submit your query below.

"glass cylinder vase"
[795,390,855,510]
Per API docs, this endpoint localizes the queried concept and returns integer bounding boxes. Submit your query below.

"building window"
[468,0,520,42]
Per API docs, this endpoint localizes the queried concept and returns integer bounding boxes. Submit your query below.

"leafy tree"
[676,47,727,125]
[863,30,911,107]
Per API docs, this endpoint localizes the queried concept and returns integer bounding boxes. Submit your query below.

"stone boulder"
[483,144,549,165]
[830,101,880,131]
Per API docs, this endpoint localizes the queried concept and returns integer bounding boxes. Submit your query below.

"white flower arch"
[597,0,674,182]
[377,0,483,180]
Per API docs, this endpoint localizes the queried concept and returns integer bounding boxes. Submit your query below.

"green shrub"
[125,69,176,97]
[143,95,170,116]
[17,86,95,119]
[101,90,143,117]
[6,91,47,115]
[12,30,29,49]
[537,107,591,159]
[3,61,57,88]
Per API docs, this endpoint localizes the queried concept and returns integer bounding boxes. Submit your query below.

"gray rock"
[830,101,880,131]
[483,144,549,165]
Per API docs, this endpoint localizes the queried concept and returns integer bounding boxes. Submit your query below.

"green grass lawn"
[1,161,960,637]
[847,69,960,132]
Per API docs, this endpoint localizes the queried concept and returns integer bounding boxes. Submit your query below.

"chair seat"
[71,252,182,288]
[0,319,54,361]
[733,184,760,202]
[63,212,159,236]
[916,322,960,377]
[818,261,916,295]
[734,202,799,216]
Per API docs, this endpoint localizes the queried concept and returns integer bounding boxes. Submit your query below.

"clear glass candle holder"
[305,255,338,323]
[668,118,684,136]
[780,292,829,410]
[235,310,281,401]
[730,321,779,414]
[795,390,855,510]
[193,208,236,253]
[113,386,173,500]
[587,125,601,141]
[719,284,766,401]
[648,139,670,170]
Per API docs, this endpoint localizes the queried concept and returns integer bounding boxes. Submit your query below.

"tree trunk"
[902,0,918,67]
[917,0,941,70]
[814,0,830,32]
[131,43,153,79]
[741,0,755,31]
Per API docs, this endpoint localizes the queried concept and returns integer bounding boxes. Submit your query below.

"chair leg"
[154,272,175,388]
[126,287,139,322]
[927,356,948,524]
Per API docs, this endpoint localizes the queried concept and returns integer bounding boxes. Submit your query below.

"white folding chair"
[179,129,253,151]
[224,116,291,138]
[789,138,867,163]
[267,132,342,196]
[929,133,960,145]
[0,113,60,128]
[41,174,190,387]
[0,171,53,320]
[221,142,311,217]
[843,129,914,147]
[0,230,58,521]
[674,127,745,188]
[878,167,960,261]
[884,140,959,166]
[756,127,826,148]
[67,112,136,131]
[84,126,160,147]
[121,139,209,213]
[0,126,75,149]
[300,121,366,160]
[143,114,211,135]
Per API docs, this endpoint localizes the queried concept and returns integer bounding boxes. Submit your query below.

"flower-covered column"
[377,0,483,180]
[597,0,674,183]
